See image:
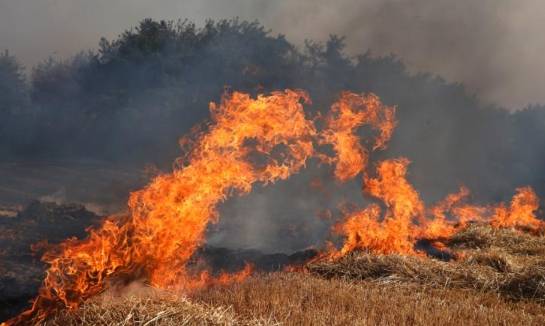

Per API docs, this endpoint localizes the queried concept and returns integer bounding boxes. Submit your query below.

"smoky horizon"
[1,0,545,109]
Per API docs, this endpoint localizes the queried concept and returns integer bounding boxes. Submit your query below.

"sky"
[1,0,544,109]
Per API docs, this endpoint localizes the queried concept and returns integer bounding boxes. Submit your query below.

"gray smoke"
[1,0,545,108]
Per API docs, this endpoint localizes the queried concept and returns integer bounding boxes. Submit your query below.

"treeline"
[1,18,545,202]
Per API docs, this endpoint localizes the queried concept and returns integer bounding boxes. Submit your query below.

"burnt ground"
[0,201,101,320]
[0,160,147,214]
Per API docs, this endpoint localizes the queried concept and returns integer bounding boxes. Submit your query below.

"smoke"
[1,0,545,108]
[254,0,531,108]
[210,167,365,253]
[1,2,545,254]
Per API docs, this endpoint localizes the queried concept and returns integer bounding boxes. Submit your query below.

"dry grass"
[43,290,264,326]
[308,252,545,301]
[449,224,545,257]
[43,273,545,326]
[45,296,235,325]
[194,273,545,325]
[308,225,545,301]
[42,225,545,325]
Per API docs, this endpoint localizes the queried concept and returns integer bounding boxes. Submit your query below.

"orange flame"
[8,90,317,324]
[320,92,396,181]
[491,186,541,230]
[333,158,424,255]
[324,93,542,257]
[332,161,543,257]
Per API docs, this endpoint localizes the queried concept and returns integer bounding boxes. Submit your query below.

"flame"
[422,186,471,239]
[333,158,424,255]
[8,89,317,324]
[5,89,543,324]
[320,92,396,181]
[332,161,543,257]
[324,93,542,257]
[491,186,541,230]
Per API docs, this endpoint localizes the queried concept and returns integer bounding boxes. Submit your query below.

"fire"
[320,92,396,181]
[5,89,543,324]
[331,158,543,257]
[332,159,424,256]
[491,186,541,230]
[316,92,542,258]
[7,89,317,324]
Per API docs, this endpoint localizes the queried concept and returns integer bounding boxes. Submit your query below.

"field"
[2,164,545,325]
[42,225,545,325]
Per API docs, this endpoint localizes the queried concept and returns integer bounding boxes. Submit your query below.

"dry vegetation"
[45,273,545,326]
[43,225,545,325]
[45,295,241,326]
[309,225,545,301]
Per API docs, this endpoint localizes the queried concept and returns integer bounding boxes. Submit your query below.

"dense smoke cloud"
[1,0,545,108]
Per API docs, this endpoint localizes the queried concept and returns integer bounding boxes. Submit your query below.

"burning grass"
[37,224,545,325]
[309,224,545,302]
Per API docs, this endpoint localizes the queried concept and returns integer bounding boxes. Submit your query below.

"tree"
[0,50,29,155]
[0,50,27,116]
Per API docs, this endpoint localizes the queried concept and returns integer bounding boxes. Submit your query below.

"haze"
[1,0,544,108]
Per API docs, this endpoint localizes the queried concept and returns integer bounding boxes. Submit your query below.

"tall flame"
[9,90,317,323]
